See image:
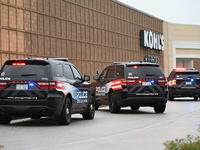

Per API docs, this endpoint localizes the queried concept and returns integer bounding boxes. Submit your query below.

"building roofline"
[112,0,163,21]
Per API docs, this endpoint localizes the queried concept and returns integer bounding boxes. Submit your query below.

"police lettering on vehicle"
[95,87,106,96]
[96,87,106,93]
[77,91,88,99]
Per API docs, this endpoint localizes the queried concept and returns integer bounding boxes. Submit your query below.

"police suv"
[168,68,200,100]
[92,62,168,113]
[0,57,95,125]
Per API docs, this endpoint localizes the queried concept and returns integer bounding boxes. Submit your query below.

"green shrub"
[163,127,200,150]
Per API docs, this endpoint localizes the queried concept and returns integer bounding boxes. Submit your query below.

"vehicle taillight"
[0,82,8,89]
[157,79,168,85]
[56,81,67,90]
[36,81,57,89]
[169,79,176,87]
[120,79,137,85]
[36,81,66,90]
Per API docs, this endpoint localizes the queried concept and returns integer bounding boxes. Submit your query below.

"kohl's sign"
[140,30,164,51]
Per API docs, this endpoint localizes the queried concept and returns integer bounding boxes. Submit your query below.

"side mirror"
[96,70,101,75]
[93,75,99,80]
[84,75,90,81]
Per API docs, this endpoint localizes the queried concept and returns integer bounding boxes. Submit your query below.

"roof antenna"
[27,56,32,59]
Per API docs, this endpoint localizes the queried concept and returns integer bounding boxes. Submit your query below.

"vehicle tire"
[130,105,140,110]
[109,93,120,113]
[95,104,99,110]
[154,104,166,113]
[56,98,72,125]
[194,97,198,100]
[0,115,11,124]
[31,116,41,119]
[31,117,41,120]
[82,96,95,119]
[168,94,174,101]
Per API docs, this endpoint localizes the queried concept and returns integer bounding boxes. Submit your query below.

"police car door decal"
[75,89,88,104]
[95,79,122,96]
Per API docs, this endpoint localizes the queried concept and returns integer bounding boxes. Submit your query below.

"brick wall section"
[0,0,163,78]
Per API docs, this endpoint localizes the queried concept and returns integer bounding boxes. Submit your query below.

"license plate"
[16,84,28,90]
[142,82,151,86]
[186,82,192,85]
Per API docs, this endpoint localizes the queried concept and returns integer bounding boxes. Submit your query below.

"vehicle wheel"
[154,104,166,113]
[95,104,99,110]
[31,116,41,119]
[31,117,41,119]
[82,96,95,119]
[56,98,72,125]
[0,115,11,124]
[168,94,174,101]
[130,105,140,110]
[194,97,198,100]
[109,93,120,113]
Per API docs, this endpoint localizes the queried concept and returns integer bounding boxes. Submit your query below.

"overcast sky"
[117,0,200,25]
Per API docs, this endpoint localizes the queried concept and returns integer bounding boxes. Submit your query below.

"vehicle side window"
[99,67,109,79]
[168,72,175,79]
[106,66,115,78]
[54,64,63,77]
[71,65,82,80]
[64,64,74,80]
[115,65,124,78]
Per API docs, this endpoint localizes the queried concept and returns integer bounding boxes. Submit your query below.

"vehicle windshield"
[126,65,165,78]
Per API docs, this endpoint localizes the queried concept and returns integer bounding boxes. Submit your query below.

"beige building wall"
[163,21,200,76]
[0,0,164,78]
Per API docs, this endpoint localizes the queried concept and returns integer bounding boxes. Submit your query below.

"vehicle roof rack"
[27,56,32,59]
[113,62,126,64]
[47,58,68,62]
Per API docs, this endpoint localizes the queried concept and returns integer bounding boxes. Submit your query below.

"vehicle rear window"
[175,72,200,78]
[0,64,49,78]
[126,65,165,78]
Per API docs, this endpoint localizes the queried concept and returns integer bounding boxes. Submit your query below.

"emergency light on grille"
[190,78,195,82]
[28,83,34,87]
[151,80,155,84]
